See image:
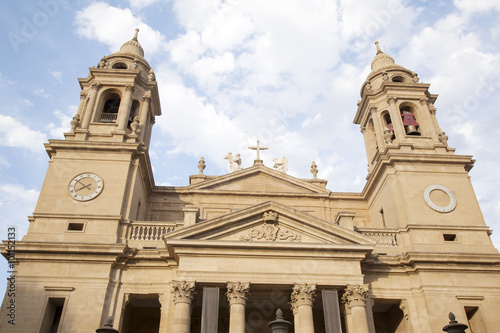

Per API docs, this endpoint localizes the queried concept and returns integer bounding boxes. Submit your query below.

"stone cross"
[248,140,268,161]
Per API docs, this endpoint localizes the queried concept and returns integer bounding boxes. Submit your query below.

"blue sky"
[1,0,500,297]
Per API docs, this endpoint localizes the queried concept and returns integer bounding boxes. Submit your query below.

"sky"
[1,0,500,297]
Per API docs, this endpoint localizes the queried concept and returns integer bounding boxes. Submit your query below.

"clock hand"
[75,183,92,192]
[76,179,91,190]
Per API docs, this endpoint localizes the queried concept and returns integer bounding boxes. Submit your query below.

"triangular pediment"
[165,201,375,246]
[188,165,329,194]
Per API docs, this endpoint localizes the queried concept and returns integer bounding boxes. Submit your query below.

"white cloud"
[46,107,76,139]
[50,70,63,83]
[34,88,50,99]
[0,114,47,153]
[75,2,166,56]
[129,0,162,10]
[0,183,38,239]
[454,0,500,14]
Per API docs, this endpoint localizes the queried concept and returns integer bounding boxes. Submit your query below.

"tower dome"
[119,28,144,57]
[370,41,403,72]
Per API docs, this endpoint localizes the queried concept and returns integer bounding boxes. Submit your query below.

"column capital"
[226,282,250,305]
[341,284,369,308]
[90,83,101,91]
[419,96,429,105]
[124,84,135,92]
[369,106,377,113]
[290,283,316,307]
[387,96,398,105]
[171,280,196,304]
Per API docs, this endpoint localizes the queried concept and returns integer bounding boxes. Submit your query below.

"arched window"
[392,75,404,83]
[112,62,127,69]
[100,94,121,123]
[400,105,420,136]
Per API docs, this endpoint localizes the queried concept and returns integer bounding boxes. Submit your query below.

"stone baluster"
[226,282,250,333]
[171,280,196,333]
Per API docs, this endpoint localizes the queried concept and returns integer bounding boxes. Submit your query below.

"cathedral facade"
[1,31,499,333]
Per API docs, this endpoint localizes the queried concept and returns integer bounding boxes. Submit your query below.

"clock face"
[423,184,457,213]
[68,173,104,201]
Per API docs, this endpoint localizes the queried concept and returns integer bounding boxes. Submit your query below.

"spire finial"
[375,41,382,54]
[133,28,139,41]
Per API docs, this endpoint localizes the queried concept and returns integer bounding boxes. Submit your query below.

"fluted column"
[81,83,101,129]
[116,85,134,131]
[138,92,151,142]
[226,282,250,333]
[341,284,370,333]
[171,281,196,333]
[291,303,300,333]
[290,284,316,333]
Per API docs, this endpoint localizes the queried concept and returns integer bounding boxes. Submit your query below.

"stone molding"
[290,283,316,307]
[226,282,250,305]
[342,284,369,308]
[171,280,196,304]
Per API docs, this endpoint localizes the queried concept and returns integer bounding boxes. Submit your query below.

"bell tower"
[354,41,452,173]
[24,29,161,243]
[65,28,161,147]
[354,42,495,254]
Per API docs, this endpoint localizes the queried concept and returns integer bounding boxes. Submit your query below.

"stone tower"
[354,42,492,240]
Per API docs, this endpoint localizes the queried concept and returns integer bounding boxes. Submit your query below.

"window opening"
[101,95,121,123]
[112,62,127,69]
[443,234,456,241]
[400,106,420,136]
[39,297,65,333]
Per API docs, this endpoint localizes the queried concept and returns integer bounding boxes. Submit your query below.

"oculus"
[423,184,456,213]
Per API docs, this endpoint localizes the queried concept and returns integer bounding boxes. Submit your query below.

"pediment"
[188,165,329,194]
[165,201,375,246]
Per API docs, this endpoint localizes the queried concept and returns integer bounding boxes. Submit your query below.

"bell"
[405,124,420,135]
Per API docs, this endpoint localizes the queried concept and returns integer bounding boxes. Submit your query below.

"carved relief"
[341,284,369,308]
[171,280,196,304]
[290,283,316,307]
[226,282,250,305]
[239,223,301,242]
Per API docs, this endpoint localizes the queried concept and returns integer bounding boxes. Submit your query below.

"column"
[387,96,406,140]
[290,283,316,333]
[226,282,250,333]
[341,284,370,333]
[418,97,439,140]
[171,280,196,333]
[116,85,134,131]
[291,304,300,333]
[370,107,386,150]
[138,92,151,142]
[81,83,101,129]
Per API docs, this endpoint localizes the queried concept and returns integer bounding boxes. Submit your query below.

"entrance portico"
[163,201,375,332]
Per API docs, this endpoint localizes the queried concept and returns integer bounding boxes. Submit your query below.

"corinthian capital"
[226,282,250,305]
[171,280,196,304]
[341,284,369,308]
[387,96,397,105]
[290,283,316,307]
